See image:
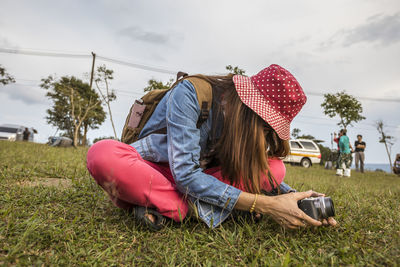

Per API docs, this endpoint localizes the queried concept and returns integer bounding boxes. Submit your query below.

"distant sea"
[352,163,392,173]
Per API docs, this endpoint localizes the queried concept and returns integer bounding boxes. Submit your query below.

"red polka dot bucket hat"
[232,64,307,140]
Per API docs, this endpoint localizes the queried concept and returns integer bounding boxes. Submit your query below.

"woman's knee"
[87,140,117,171]
[87,140,136,176]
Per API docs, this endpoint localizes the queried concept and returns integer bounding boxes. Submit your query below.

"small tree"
[321,91,365,129]
[94,65,117,139]
[41,76,105,147]
[297,134,324,143]
[376,120,395,173]
[93,136,117,144]
[0,65,15,85]
[226,65,246,75]
[81,96,106,146]
[291,128,301,139]
[143,78,173,92]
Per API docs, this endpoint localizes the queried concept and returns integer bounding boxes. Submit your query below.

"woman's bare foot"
[145,213,156,223]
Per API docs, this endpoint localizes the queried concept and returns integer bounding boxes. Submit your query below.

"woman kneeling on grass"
[87,64,337,230]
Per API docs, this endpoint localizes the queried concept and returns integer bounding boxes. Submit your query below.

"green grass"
[1,141,399,266]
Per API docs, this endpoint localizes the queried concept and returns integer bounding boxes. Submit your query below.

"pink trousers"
[86,139,285,222]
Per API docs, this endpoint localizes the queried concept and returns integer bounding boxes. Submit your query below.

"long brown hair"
[198,74,290,193]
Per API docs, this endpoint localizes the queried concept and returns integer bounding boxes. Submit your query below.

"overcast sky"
[1,0,399,165]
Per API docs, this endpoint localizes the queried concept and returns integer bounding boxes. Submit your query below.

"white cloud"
[118,26,171,45]
[319,12,400,49]
[1,84,47,105]
[343,13,400,46]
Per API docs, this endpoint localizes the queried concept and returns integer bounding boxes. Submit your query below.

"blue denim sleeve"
[166,80,242,213]
[279,182,297,193]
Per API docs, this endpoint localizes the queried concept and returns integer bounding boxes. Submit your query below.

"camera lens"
[298,197,336,220]
[323,197,335,218]
[317,197,335,219]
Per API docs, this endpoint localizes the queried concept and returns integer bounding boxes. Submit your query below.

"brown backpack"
[121,75,213,144]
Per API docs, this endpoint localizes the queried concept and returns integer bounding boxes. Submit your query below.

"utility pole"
[89,52,96,89]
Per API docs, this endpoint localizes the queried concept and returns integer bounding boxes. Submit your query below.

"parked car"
[284,139,321,168]
[393,154,400,175]
[0,124,37,142]
[47,136,73,147]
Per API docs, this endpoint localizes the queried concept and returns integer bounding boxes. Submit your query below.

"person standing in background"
[337,129,352,177]
[22,128,30,141]
[354,134,366,173]
[333,130,343,169]
[333,130,343,151]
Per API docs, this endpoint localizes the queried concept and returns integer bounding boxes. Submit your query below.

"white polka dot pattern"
[232,64,307,140]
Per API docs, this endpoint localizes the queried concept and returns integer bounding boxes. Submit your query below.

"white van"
[0,124,37,142]
[284,139,321,168]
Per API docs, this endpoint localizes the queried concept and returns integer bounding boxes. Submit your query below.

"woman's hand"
[256,190,337,229]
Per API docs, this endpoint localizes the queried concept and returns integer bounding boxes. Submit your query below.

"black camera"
[298,197,335,220]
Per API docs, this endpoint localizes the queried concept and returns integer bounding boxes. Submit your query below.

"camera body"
[298,196,335,220]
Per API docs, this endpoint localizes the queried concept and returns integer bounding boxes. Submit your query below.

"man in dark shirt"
[22,128,30,141]
[354,134,366,173]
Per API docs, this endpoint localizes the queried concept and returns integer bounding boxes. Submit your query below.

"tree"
[0,65,15,85]
[143,78,173,92]
[226,65,246,75]
[93,136,117,144]
[321,91,365,129]
[317,144,333,166]
[81,96,107,146]
[94,65,117,139]
[291,128,301,139]
[376,120,395,173]
[292,130,324,144]
[297,134,324,144]
[41,76,105,147]
[143,65,245,93]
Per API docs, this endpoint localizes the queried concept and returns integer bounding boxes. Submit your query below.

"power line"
[10,82,399,130]
[2,47,400,102]
[298,114,398,128]
[0,47,90,59]
[1,47,89,54]
[293,119,380,133]
[12,82,145,98]
[96,55,176,75]
[306,91,400,103]
[0,47,177,75]
[5,83,399,135]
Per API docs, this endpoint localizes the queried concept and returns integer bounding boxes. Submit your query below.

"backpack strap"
[121,74,213,144]
[185,76,213,128]
[176,71,188,81]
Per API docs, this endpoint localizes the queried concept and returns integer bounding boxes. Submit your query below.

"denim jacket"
[131,80,295,228]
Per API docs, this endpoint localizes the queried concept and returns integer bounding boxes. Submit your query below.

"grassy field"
[1,141,399,266]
